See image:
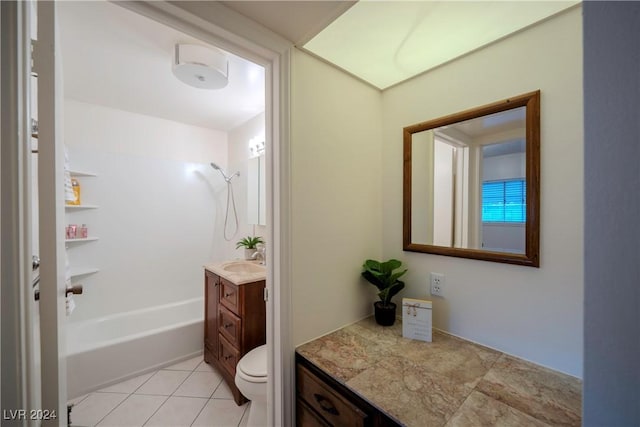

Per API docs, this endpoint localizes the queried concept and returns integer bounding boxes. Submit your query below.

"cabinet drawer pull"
[313,393,339,416]
[224,323,232,328]
[225,292,232,297]
[224,355,233,361]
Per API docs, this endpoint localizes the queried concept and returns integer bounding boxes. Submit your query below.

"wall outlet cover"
[430,273,445,297]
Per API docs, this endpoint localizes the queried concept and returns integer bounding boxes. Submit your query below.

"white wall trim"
[114,2,294,424]
[1,0,32,413]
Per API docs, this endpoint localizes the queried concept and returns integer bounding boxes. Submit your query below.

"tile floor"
[68,355,250,427]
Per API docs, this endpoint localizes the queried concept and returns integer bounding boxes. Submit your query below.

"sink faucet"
[252,243,266,265]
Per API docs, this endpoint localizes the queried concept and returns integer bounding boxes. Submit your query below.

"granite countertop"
[296,317,582,427]
[204,260,266,285]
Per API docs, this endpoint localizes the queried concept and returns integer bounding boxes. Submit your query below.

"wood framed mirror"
[403,91,540,267]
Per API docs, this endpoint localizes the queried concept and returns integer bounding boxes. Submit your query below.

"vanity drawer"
[297,399,331,427]
[219,304,241,347]
[220,278,239,314]
[297,364,367,427]
[218,334,239,377]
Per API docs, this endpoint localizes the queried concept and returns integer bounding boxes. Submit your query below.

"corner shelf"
[65,168,99,282]
[65,204,99,210]
[69,267,99,279]
[69,170,97,177]
[65,237,99,244]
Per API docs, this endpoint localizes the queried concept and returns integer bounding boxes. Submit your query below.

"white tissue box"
[402,298,432,342]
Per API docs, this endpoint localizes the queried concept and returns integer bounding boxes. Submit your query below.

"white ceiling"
[220,1,356,45]
[58,1,580,131]
[303,1,580,89]
[58,1,265,131]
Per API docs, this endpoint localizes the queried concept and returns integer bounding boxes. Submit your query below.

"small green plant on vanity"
[237,236,265,260]
[361,259,407,326]
[236,236,264,250]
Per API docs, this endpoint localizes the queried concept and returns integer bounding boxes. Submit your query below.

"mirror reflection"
[411,107,526,253]
[403,91,539,267]
[247,153,266,226]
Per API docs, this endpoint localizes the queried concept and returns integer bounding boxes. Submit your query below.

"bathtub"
[66,297,204,398]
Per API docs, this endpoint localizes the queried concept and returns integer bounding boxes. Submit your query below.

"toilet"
[235,344,268,427]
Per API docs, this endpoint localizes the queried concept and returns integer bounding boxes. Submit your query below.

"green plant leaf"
[236,236,264,249]
[362,270,385,291]
[388,269,408,284]
[362,258,407,304]
[386,280,405,304]
[363,259,381,272]
[382,259,401,273]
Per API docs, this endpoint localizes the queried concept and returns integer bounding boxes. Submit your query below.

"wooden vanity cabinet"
[204,270,266,405]
[204,271,219,363]
[296,354,401,427]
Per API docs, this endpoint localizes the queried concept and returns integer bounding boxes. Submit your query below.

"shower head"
[210,162,239,183]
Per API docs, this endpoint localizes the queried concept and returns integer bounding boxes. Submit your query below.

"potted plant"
[236,236,265,260]
[361,259,407,326]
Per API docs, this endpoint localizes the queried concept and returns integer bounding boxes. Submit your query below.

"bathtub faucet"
[252,243,266,265]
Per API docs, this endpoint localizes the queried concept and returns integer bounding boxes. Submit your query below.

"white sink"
[222,261,265,274]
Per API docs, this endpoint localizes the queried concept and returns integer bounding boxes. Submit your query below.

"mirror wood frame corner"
[403,90,540,267]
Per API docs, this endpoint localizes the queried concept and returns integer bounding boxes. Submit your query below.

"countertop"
[204,260,266,285]
[296,317,581,427]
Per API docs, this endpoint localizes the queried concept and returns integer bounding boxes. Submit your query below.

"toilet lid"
[237,344,267,378]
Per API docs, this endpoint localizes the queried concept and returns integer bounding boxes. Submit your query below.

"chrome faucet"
[252,243,266,265]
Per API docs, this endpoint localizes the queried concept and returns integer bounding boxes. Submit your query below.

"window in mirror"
[403,91,539,267]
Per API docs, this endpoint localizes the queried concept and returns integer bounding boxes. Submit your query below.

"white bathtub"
[66,297,204,398]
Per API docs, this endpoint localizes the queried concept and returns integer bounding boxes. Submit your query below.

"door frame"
[1,0,37,416]
[116,2,294,425]
[35,2,70,424]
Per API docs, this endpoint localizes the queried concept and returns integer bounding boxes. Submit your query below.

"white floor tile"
[134,370,190,396]
[143,396,207,427]
[238,403,250,427]
[99,372,155,394]
[69,392,128,427]
[164,355,203,372]
[96,394,166,427]
[173,371,223,398]
[68,393,89,406]
[191,399,248,427]
[195,360,218,373]
[211,380,234,400]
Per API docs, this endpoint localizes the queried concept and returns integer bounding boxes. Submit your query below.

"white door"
[0,0,39,423]
[34,1,68,424]
[0,1,65,424]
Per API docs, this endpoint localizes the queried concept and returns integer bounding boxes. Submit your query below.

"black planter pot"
[374,301,397,326]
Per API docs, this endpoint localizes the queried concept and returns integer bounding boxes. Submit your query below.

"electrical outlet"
[430,273,445,297]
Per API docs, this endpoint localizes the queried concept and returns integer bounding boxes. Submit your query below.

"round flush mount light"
[172,44,228,90]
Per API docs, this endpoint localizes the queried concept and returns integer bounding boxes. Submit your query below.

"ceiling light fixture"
[172,44,228,90]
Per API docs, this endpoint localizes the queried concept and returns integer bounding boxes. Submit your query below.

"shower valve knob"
[66,284,83,296]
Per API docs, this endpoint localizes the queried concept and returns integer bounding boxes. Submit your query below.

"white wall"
[381,7,583,376]
[64,100,229,322]
[291,50,383,346]
[483,152,525,182]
